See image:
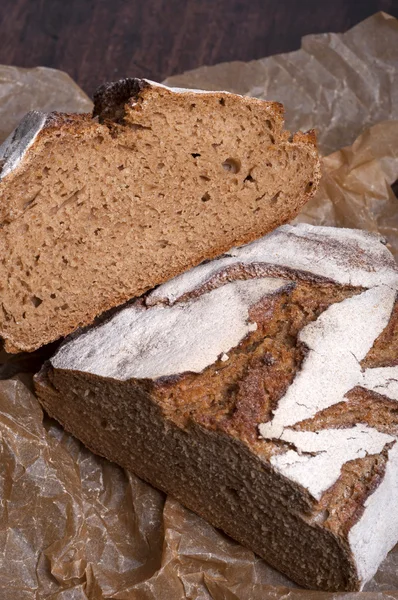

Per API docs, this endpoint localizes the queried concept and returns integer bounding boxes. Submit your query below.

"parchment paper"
[297,119,398,260]
[1,12,398,599]
[0,65,92,143]
[165,11,398,156]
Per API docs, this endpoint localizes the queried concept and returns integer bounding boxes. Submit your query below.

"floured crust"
[0,111,48,180]
[148,224,398,306]
[51,277,292,380]
[0,78,320,353]
[36,224,398,591]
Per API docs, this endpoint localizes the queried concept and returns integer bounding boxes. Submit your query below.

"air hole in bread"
[191,153,201,158]
[270,191,281,205]
[201,192,211,203]
[50,293,56,299]
[305,181,314,193]
[31,296,42,308]
[226,486,240,500]
[219,98,226,106]
[244,173,255,183]
[118,164,125,171]
[222,158,240,174]
[23,198,37,210]
[200,175,210,182]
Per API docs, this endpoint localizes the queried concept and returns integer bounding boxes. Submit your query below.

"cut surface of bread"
[35,223,398,592]
[0,78,320,353]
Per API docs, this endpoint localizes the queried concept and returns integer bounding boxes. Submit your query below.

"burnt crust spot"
[93,78,151,123]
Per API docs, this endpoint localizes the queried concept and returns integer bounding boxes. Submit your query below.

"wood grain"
[0,0,396,96]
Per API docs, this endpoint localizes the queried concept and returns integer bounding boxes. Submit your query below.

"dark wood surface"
[0,0,397,97]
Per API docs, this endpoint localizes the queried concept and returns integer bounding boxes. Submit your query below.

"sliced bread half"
[0,79,320,352]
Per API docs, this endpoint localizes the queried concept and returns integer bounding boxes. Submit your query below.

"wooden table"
[0,0,396,97]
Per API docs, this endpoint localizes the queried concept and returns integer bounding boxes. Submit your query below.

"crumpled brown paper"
[297,119,398,259]
[1,378,398,599]
[1,11,398,600]
[0,65,92,143]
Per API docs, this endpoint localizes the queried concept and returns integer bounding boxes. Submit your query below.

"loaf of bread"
[35,223,398,592]
[0,78,320,353]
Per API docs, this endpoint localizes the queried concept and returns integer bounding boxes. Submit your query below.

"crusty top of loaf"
[92,78,151,121]
[147,224,398,306]
[92,78,238,122]
[51,277,291,380]
[51,223,398,383]
[0,78,284,185]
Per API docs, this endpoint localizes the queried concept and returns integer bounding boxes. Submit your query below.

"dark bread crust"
[93,78,151,122]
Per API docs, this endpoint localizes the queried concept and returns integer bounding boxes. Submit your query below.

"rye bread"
[35,223,398,592]
[0,78,319,353]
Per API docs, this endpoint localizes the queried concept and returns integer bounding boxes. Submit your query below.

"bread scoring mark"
[260,286,397,434]
[263,425,395,501]
[259,285,398,496]
[51,277,292,380]
[147,224,398,306]
[348,442,398,584]
[0,111,48,180]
